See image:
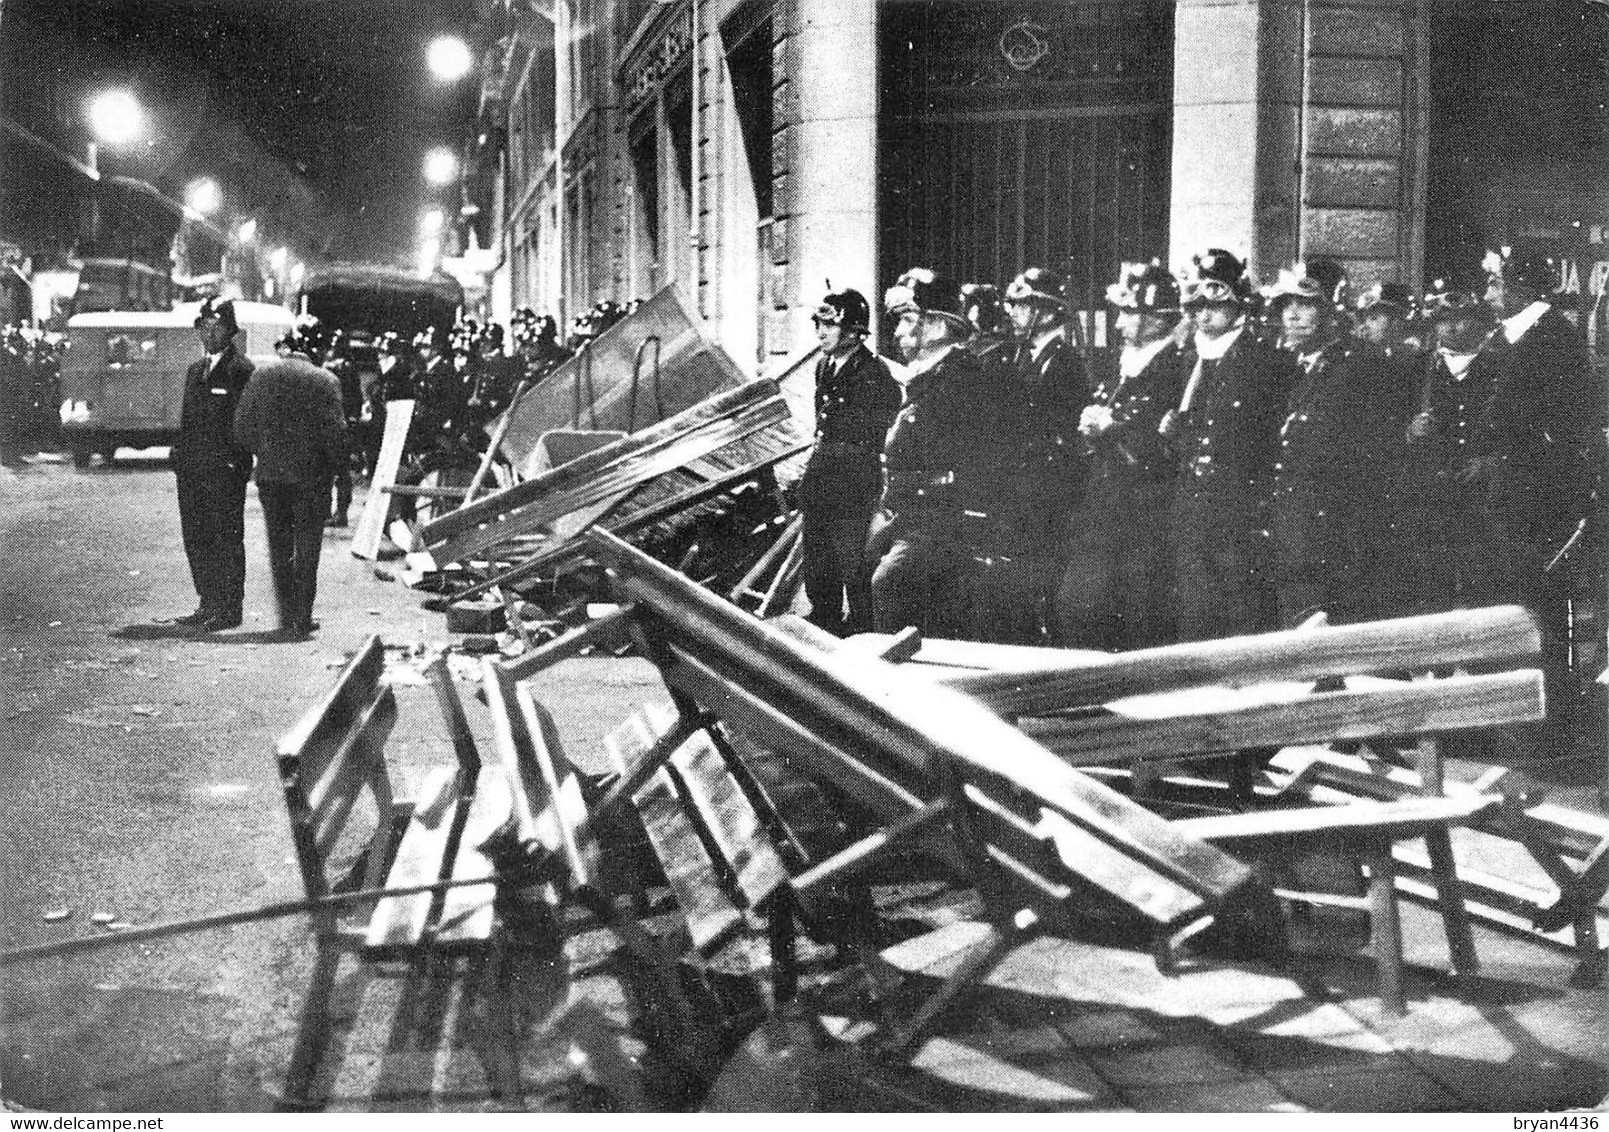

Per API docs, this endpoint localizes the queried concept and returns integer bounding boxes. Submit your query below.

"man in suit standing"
[170,297,255,631]
[233,317,347,641]
[798,288,902,635]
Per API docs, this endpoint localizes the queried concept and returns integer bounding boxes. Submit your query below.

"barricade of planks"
[475,534,1552,1059]
[413,379,809,622]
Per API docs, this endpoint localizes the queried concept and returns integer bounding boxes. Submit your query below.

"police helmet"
[1486,244,1563,296]
[414,327,445,353]
[1262,263,1333,313]
[1105,260,1180,313]
[813,288,872,334]
[959,282,1006,334]
[1180,249,1250,308]
[1423,271,1492,320]
[1003,266,1067,311]
[194,296,239,334]
[1356,282,1412,315]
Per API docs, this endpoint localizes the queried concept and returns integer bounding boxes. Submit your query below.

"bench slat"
[666,730,789,910]
[1175,795,1499,846]
[309,689,398,854]
[432,768,513,949]
[1022,670,1545,767]
[961,783,1208,927]
[939,605,1541,716]
[278,635,389,787]
[607,710,746,951]
[364,767,467,953]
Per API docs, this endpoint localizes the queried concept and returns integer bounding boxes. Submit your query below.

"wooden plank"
[588,531,1255,922]
[666,729,789,909]
[351,399,415,561]
[432,767,512,949]
[422,380,782,547]
[607,710,745,952]
[937,606,1542,717]
[962,783,1208,927]
[277,635,389,788]
[363,767,464,952]
[448,437,809,604]
[1174,795,1499,845]
[426,653,480,777]
[309,692,397,857]
[1021,671,1546,767]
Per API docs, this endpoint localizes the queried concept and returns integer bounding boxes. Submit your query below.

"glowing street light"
[419,207,445,236]
[87,88,145,146]
[269,246,289,273]
[184,177,221,218]
[422,146,458,187]
[426,34,473,82]
[235,218,258,244]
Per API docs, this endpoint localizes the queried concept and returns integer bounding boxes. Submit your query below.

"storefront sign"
[623,5,694,111]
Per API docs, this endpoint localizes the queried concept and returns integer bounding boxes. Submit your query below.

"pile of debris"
[367,287,814,654]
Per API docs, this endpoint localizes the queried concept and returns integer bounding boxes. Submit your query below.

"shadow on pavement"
[111,622,206,641]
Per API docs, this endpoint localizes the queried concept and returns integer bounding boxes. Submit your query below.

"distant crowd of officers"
[0,324,65,465]
[799,247,1605,724]
[296,301,620,524]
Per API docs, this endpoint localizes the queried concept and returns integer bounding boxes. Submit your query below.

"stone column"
[773,0,879,353]
[1169,0,1427,290]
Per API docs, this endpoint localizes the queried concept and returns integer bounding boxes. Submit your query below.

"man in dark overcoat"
[170,297,255,631]
[233,319,347,641]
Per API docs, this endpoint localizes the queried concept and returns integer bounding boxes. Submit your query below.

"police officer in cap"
[1058,260,1187,649]
[798,288,902,635]
[1265,263,1402,626]
[170,296,255,631]
[1163,249,1297,642]
[870,268,993,636]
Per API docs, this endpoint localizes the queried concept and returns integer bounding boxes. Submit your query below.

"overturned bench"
[272,636,528,1107]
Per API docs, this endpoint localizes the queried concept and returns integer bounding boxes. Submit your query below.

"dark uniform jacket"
[1169,325,1299,639]
[1497,306,1604,554]
[1012,327,1087,543]
[879,344,1009,534]
[173,344,255,474]
[233,356,348,486]
[1268,338,1404,623]
[1085,335,1188,508]
[799,343,901,515]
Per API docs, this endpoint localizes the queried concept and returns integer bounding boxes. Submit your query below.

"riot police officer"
[1162,249,1297,643]
[1057,260,1187,649]
[1264,264,1404,626]
[869,268,995,636]
[798,289,902,635]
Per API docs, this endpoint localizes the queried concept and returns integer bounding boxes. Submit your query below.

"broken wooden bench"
[272,635,531,1107]
[775,607,1547,1015]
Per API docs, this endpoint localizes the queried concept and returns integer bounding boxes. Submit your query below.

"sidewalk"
[706,895,1606,1112]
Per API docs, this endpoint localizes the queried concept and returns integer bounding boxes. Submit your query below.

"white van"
[59,301,294,467]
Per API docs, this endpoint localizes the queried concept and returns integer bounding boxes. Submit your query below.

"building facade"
[471,0,1608,375]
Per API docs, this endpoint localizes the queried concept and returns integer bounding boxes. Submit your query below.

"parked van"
[59,301,294,467]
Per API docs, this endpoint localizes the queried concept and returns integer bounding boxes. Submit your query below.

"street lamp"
[423,147,458,187]
[419,207,445,237]
[184,177,220,219]
[426,34,473,82]
[235,218,257,244]
[86,89,145,148]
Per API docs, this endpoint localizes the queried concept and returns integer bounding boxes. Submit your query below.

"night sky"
[2,0,482,264]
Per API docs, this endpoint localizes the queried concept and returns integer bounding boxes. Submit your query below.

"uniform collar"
[1120,334,1173,378]
[1501,300,1551,344]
